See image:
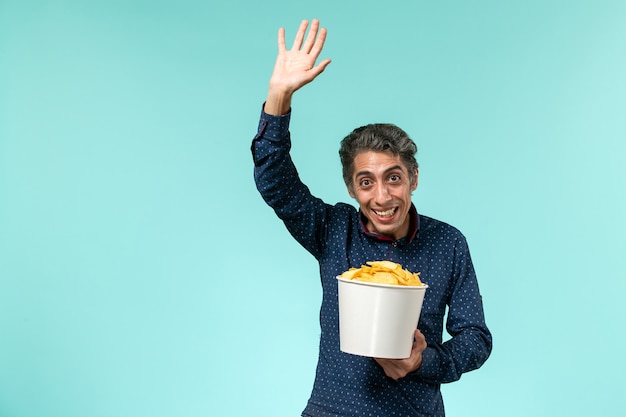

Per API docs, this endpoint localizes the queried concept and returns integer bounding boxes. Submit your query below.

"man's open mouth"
[373,208,397,218]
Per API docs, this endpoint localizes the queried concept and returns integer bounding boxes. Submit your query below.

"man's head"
[339,124,419,240]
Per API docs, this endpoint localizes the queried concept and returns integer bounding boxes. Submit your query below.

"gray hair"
[339,123,419,192]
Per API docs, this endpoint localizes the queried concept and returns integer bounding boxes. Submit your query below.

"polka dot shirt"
[252,108,492,417]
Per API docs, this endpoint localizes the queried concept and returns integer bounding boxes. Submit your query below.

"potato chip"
[340,268,359,280]
[367,260,400,271]
[339,261,423,286]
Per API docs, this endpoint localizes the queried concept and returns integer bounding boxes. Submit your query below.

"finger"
[290,19,309,51]
[309,26,327,58]
[277,27,286,52]
[302,18,320,53]
[308,58,331,80]
[413,330,427,351]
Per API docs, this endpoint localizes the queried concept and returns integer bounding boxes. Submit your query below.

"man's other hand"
[374,329,427,380]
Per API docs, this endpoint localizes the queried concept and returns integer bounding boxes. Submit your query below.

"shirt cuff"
[256,103,291,142]
[414,346,440,380]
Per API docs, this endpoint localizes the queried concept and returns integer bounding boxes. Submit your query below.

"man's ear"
[412,169,419,191]
[347,184,355,198]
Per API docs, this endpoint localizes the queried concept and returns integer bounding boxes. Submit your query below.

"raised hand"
[265,19,332,115]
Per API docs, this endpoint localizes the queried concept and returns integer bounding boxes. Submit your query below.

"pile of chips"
[340,261,423,286]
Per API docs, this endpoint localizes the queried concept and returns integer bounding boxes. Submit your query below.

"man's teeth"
[374,208,395,217]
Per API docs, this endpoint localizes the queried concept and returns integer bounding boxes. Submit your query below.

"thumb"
[308,58,332,80]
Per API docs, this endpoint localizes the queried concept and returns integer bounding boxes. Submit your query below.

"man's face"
[348,151,418,240]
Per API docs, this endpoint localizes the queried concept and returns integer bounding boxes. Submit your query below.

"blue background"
[1,1,625,416]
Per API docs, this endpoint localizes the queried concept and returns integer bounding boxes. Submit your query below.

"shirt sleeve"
[412,237,492,384]
[251,105,331,259]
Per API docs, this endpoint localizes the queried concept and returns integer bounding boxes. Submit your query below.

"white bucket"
[337,277,428,359]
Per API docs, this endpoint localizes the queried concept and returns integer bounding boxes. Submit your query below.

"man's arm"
[377,237,492,382]
[251,20,334,259]
[264,19,331,116]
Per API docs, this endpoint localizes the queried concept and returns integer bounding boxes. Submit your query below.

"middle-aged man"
[251,19,492,417]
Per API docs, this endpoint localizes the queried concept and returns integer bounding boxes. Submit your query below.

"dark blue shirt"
[252,108,492,417]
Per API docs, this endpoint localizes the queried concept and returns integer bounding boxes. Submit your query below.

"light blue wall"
[1,1,625,416]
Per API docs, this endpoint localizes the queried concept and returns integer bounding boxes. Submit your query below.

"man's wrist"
[264,88,293,116]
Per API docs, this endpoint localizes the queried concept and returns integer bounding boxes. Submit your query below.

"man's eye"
[360,179,372,187]
[389,174,401,182]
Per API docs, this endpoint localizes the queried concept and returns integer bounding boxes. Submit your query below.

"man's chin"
[370,223,399,238]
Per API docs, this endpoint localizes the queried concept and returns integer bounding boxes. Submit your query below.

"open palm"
[269,19,331,94]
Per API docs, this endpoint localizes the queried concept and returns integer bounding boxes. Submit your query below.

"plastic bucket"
[337,277,428,359]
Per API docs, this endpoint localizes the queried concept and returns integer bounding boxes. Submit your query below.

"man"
[252,19,492,417]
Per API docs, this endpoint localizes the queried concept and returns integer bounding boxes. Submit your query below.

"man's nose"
[375,184,391,203]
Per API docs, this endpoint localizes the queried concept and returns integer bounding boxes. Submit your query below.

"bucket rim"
[336,276,428,290]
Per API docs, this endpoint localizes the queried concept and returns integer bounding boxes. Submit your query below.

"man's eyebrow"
[354,169,373,179]
[384,165,405,174]
[354,165,405,179]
